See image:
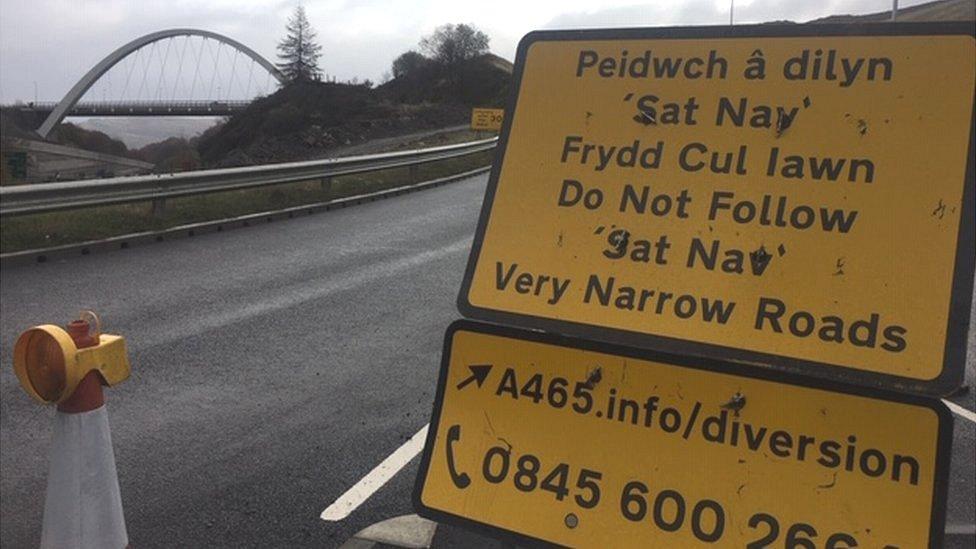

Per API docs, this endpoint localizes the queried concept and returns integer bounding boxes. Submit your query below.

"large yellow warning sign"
[415,321,952,548]
[460,25,975,394]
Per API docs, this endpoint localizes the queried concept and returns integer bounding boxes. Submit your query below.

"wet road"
[1,172,973,547]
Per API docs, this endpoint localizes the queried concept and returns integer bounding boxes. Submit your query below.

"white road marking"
[943,399,976,424]
[320,424,430,522]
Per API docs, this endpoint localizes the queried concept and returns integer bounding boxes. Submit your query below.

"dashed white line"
[943,399,976,424]
[320,424,429,522]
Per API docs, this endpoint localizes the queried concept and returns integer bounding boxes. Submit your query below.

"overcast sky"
[0,0,934,103]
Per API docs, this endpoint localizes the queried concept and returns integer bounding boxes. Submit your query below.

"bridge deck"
[5,100,252,117]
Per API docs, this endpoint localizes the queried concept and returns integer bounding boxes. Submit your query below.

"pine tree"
[276,6,322,83]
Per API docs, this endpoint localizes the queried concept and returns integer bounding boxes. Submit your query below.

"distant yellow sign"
[471,108,504,131]
[415,321,952,548]
[460,25,976,394]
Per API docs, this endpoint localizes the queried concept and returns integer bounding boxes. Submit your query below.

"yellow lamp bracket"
[12,315,130,404]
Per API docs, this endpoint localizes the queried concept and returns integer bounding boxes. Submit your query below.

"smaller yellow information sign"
[414,321,952,548]
[471,108,504,131]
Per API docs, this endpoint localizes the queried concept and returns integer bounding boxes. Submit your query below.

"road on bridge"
[1,173,974,547]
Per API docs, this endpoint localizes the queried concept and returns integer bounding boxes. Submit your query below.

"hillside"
[0,110,41,141]
[79,118,220,149]
[196,53,511,166]
[810,0,974,22]
[50,123,130,158]
[49,122,201,171]
[376,53,512,106]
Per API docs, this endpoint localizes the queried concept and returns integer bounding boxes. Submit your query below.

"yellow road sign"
[459,24,975,395]
[471,108,504,131]
[415,321,952,548]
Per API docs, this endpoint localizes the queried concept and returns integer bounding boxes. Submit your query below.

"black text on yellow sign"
[414,321,953,548]
[458,24,976,395]
[471,108,504,131]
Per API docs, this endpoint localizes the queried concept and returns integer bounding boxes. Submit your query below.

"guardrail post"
[151,198,166,218]
[320,176,332,199]
[409,164,419,183]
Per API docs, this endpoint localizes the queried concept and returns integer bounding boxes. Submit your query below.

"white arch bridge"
[15,29,285,138]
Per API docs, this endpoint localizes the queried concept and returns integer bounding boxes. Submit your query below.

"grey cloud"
[0,0,937,103]
[543,0,920,28]
[0,0,417,102]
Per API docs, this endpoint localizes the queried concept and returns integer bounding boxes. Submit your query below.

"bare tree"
[276,6,323,83]
[419,24,489,69]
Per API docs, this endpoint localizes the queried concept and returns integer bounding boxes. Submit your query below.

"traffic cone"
[13,314,130,549]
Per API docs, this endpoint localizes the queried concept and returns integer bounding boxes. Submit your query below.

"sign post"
[459,24,975,395]
[415,321,953,548]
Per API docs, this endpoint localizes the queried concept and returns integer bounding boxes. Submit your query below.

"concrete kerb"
[338,514,438,549]
[0,166,491,267]
[338,519,973,548]
[945,525,976,548]
[338,517,519,549]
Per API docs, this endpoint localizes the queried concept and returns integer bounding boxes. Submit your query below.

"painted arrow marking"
[456,364,493,391]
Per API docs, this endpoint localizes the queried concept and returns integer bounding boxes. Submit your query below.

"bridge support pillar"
[151,198,166,218]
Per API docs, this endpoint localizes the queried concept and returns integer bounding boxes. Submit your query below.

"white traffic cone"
[41,397,128,549]
[13,315,130,549]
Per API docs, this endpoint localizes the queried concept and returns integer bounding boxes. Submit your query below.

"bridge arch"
[38,28,285,137]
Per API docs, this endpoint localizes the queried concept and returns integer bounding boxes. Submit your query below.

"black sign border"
[457,22,976,397]
[414,319,954,548]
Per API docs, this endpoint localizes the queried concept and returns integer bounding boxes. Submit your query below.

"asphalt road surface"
[1,173,974,547]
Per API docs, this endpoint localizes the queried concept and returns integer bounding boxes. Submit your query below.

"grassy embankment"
[0,130,493,253]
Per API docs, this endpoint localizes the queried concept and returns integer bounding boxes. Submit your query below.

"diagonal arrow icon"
[456,364,493,391]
